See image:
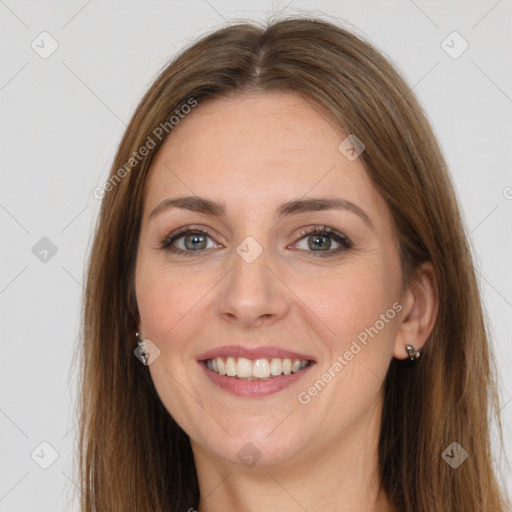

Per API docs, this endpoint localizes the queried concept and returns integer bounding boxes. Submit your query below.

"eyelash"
[160,225,352,257]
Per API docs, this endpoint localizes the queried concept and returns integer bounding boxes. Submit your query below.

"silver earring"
[135,331,149,365]
[405,344,421,361]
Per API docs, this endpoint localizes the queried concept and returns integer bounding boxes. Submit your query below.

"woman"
[78,17,509,511]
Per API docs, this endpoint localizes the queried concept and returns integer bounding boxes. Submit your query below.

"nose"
[217,243,290,328]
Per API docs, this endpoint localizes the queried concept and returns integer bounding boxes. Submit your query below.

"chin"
[192,418,316,470]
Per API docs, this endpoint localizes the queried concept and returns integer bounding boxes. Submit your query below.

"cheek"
[135,257,198,342]
[302,261,401,412]
[313,260,399,342]
[306,263,400,398]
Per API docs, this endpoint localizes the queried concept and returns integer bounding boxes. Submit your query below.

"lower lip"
[199,362,315,398]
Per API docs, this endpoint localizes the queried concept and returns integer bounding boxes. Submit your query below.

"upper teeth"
[206,357,310,379]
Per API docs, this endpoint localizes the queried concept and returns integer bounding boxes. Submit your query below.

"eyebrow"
[149,195,373,227]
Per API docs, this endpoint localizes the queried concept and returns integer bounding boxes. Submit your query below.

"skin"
[135,91,437,511]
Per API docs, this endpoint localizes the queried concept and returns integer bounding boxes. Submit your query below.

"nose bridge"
[217,234,289,325]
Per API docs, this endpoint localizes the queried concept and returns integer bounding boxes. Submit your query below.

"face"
[135,91,406,470]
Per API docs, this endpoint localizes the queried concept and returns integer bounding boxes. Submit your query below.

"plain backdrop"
[1,1,511,510]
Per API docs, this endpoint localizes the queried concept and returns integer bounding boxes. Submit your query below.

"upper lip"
[197,345,316,362]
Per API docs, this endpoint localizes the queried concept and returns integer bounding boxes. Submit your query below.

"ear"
[393,261,438,360]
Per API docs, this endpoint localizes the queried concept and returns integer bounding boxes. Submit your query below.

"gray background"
[1,0,511,510]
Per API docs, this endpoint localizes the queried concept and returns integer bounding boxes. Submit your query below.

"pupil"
[185,234,206,250]
[309,235,331,251]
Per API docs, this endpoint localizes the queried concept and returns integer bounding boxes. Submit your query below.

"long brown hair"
[76,16,509,511]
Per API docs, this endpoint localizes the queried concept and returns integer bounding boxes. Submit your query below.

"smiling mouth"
[204,356,313,380]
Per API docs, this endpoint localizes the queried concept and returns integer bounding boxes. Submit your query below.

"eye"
[293,225,352,256]
[160,225,352,257]
[161,226,221,256]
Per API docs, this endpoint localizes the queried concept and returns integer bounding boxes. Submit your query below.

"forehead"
[143,91,387,222]
[152,91,343,171]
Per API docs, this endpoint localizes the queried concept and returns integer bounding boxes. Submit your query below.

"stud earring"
[135,331,149,365]
[405,344,421,361]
